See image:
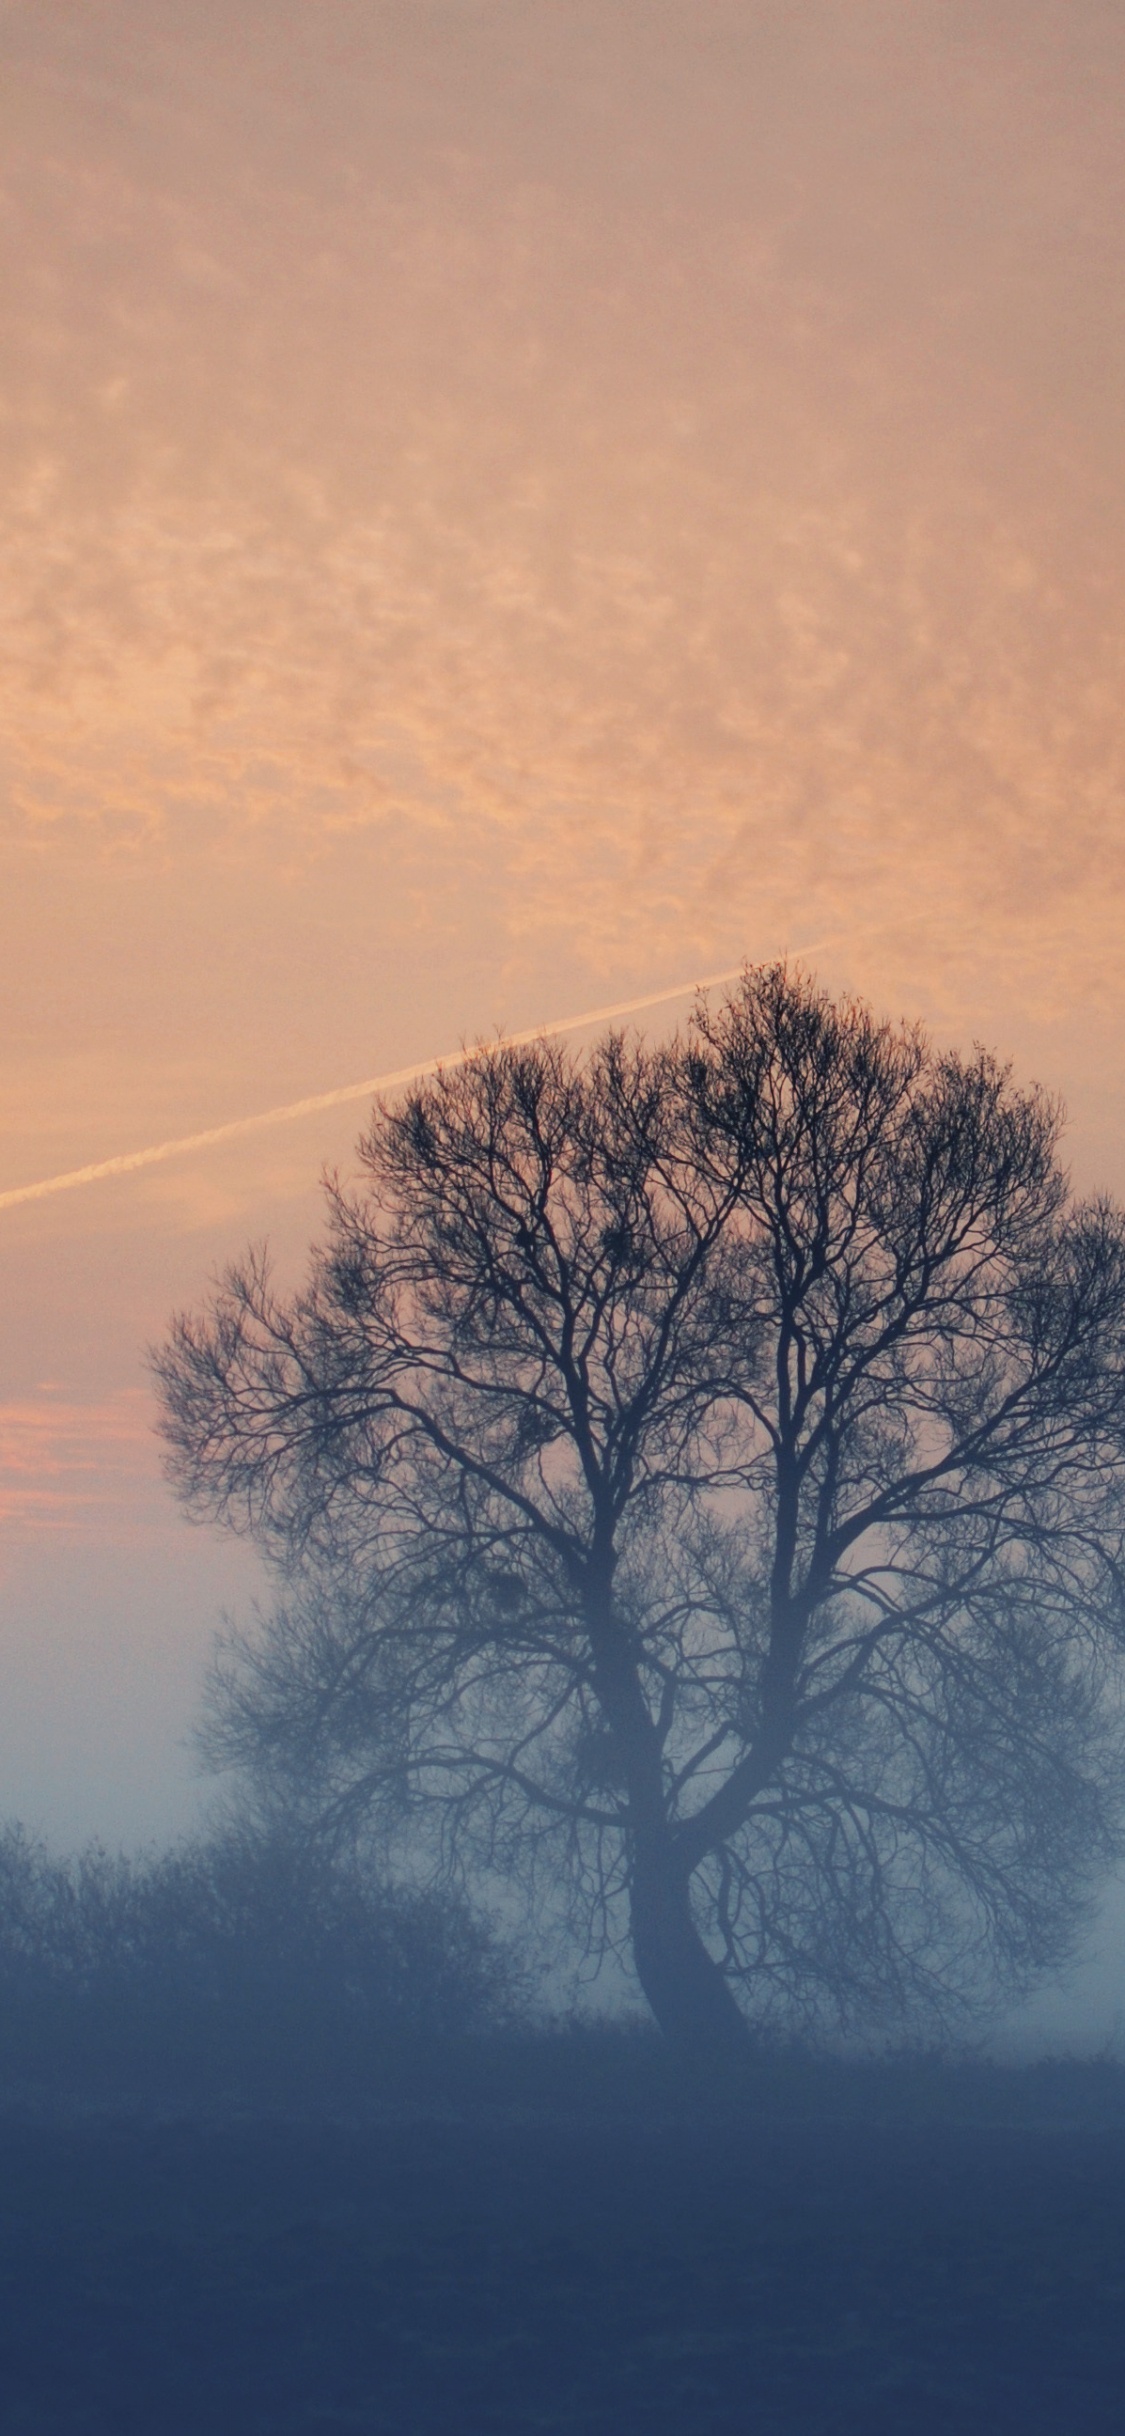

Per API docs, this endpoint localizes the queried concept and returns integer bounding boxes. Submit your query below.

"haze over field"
[3,0,1125,2043]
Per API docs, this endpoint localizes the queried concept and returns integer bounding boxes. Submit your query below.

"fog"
[5,11,1125,2425]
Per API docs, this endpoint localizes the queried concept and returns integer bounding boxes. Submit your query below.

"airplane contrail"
[0,965,748,1216]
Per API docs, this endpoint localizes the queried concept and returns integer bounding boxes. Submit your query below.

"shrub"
[0,1820,519,2094]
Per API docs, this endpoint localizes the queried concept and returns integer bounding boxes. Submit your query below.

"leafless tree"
[154,972,1125,2056]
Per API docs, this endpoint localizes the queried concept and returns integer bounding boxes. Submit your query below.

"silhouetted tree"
[155,972,1125,2057]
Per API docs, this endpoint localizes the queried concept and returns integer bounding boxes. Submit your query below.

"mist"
[4,5,1125,2428]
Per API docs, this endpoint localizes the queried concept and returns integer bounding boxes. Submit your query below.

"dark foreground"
[0,2090,1123,2434]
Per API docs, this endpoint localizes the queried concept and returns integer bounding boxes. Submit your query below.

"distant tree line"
[154,968,1125,2061]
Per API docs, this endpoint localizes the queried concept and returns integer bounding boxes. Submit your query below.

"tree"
[155,971,1125,2058]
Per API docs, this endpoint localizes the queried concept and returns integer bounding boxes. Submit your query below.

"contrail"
[0,965,746,1216]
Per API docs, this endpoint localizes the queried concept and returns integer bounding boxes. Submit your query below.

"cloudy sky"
[3,0,1125,2024]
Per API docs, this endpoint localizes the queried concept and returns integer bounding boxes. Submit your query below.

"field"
[1,2064,1123,2433]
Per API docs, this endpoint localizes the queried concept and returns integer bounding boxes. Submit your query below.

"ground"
[0,2086,1122,2432]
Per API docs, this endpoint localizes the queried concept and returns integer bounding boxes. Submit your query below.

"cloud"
[0,1391,156,1541]
[3,0,1125,1040]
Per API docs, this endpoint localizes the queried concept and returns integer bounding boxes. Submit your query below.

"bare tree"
[155,973,1125,2056]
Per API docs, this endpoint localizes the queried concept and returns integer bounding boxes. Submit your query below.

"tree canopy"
[155,969,1125,2054]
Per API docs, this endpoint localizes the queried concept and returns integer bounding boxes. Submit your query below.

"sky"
[3,0,1125,2038]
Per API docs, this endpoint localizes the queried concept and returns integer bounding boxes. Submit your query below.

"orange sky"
[3,1,1125,2034]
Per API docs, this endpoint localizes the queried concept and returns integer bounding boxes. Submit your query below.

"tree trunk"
[629,1845,750,2061]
